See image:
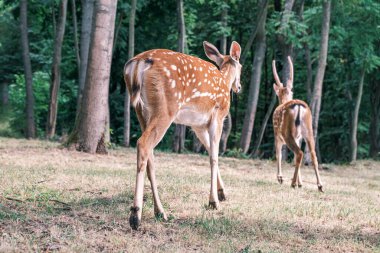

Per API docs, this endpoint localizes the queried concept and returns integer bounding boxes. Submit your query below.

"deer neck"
[220,64,235,91]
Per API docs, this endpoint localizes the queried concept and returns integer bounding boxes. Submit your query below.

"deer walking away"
[124,41,242,229]
[272,56,323,192]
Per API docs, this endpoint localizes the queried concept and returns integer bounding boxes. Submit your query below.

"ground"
[0,137,379,252]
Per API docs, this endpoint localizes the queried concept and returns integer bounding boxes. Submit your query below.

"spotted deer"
[272,56,323,192]
[124,41,242,229]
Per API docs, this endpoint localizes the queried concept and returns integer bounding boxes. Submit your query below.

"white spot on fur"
[171,65,177,71]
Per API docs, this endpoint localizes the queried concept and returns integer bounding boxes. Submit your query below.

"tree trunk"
[124,0,136,147]
[274,0,295,161]
[251,91,276,157]
[218,2,231,154]
[173,0,186,153]
[71,0,80,79]
[310,0,331,161]
[20,0,36,139]
[350,69,365,162]
[46,0,68,139]
[76,0,118,154]
[0,83,9,106]
[77,0,95,113]
[239,0,268,154]
[369,72,380,158]
[240,0,268,65]
[277,0,295,85]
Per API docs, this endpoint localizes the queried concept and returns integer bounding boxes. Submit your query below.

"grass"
[0,137,379,252]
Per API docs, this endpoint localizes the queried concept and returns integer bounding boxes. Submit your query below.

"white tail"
[272,56,323,192]
[124,41,242,229]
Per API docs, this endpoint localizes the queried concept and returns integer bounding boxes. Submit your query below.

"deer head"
[203,41,242,93]
[272,56,294,104]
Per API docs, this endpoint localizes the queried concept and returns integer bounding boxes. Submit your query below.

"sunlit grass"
[0,137,379,252]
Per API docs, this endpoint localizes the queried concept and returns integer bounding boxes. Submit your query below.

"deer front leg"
[275,138,284,184]
[193,127,226,202]
[207,118,223,209]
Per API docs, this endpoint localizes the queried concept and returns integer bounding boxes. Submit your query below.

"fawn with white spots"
[272,56,323,192]
[124,41,242,229]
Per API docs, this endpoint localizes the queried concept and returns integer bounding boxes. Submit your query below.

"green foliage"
[0,0,379,162]
[9,72,50,137]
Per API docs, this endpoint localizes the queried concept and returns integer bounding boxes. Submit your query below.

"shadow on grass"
[1,192,379,252]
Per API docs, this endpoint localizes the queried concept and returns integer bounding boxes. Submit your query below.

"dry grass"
[0,137,379,252]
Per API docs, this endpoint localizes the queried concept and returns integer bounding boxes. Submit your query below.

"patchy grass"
[0,137,379,252]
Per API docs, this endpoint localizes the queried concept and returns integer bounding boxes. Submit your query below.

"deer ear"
[230,41,241,61]
[203,41,223,67]
[273,83,280,96]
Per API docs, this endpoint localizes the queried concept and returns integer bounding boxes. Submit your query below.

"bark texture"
[218,3,231,154]
[124,0,136,147]
[239,0,268,154]
[71,0,80,78]
[350,69,365,162]
[77,0,118,153]
[0,83,8,106]
[20,0,36,139]
[310,0,331,157]
[46,0,68,138]
[77,0,95,112]
[369,72,380,158]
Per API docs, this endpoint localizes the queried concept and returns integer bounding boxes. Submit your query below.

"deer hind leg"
[146,153,167,220]
[135,105,167,221]
[295,136,303,188]
[193,127,226,202]
[130,112,172,230]
[305,136,323,192]
[275,137,284,184]
[287,137,303,188]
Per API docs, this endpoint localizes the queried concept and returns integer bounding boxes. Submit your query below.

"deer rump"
[275,99,312,141]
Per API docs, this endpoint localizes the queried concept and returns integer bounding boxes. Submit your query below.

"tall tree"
[369,72,380,158]
[310,0,331,160]
[173,0,186,153]
[277,0,295,84]
[0,83,8,106]
[20,0,36,139]
[349,68,365,162]
[77,0,95,112]
[76,0,118,153]
[71,0,80,79]
[239,0,268,154]
[124,0,136,147]
[46,0,68,138]
[219,1,231,154]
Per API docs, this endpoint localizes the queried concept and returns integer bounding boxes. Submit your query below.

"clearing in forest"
[0,137,379,252]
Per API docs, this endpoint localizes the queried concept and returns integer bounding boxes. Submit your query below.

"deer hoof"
[129,207,141,230]
[277,176,284,184]
[218,189,226,201]
[318,185,324,193]
[298,184,303,188]
[208,201,219,210]
[155,211,168,221]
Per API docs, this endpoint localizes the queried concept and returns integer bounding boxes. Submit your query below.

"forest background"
[0,0,379,164]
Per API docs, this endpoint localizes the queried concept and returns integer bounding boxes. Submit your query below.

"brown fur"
[124,41,242,229]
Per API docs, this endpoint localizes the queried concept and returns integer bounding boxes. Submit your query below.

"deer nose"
[236,84,241,93]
